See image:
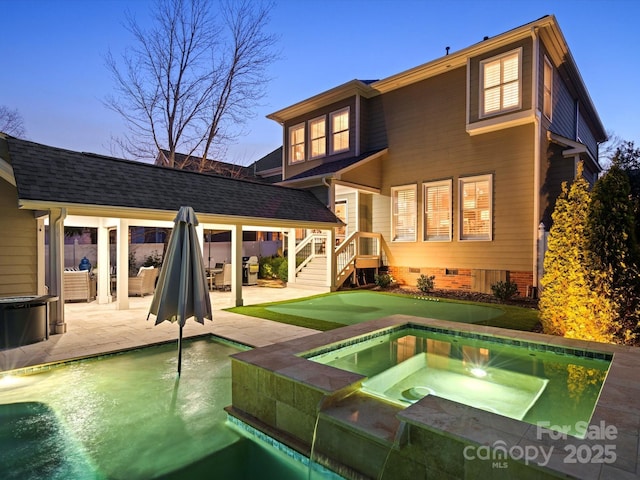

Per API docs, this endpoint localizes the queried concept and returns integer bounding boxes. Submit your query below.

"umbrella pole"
[177,324,183,376]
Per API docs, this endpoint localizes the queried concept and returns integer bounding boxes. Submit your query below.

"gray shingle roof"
[6,137,340,225]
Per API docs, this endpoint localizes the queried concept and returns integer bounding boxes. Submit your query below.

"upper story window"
[330,107,350,154]
[423,180,452,242]
[289,123,305,163]
[309,116,326,159]
[391,184,417,242]
[480,49,521,117]
[459,175,492,241]
[543,56,553,120]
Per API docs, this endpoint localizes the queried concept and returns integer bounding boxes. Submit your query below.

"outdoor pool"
[0,337,341,480]
[304,325,612,438]
[265,291,504,325]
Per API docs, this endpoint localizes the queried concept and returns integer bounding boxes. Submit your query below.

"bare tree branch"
[104,0,277,171]
[0,105,27,137]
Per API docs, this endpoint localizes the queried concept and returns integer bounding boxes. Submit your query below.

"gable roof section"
[6,137,340,227]
[266,16,605,141]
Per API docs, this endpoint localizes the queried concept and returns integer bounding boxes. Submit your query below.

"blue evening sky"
[1,0,638,165]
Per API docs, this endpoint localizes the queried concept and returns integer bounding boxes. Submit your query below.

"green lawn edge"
[226,290,540,332]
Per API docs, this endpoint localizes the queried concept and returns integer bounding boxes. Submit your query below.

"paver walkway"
[0,285,325,373]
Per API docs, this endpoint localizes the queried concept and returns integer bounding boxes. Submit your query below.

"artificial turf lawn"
[227,290,540,332]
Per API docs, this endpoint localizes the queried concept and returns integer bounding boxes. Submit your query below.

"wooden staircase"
[295,255,327,286]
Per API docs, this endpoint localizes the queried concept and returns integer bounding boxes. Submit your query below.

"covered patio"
[4,137,341,336]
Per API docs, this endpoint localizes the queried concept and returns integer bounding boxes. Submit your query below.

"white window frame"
[289,123,305,164]
[330,107,350,154]
[543,56,553,121]
[423,179,452,242]
[308,115,326,159]
[459,175,492,241]
[480,48,522,118]
[391,184,417,242]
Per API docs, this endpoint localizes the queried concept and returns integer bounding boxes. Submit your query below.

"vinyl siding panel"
[0,180,37,295]
[548,62,577,140]
[577,109,598,160]
[364,96,388,151]
[378,66,534,272]
[340,155,383,189]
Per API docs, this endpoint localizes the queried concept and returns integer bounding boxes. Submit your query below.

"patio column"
[231,224,243,306]
[287,228,296,285]
[116,218,129,310]
[326,227,336,291]
[48,207,66,333]
[96,219,112,304]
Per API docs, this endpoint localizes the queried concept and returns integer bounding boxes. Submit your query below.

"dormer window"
[309,116,326,159]
[289,123,305,163]
[330,107,349,154]
[480,49,521,117]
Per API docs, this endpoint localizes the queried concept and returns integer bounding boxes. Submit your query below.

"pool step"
[311,392,406,479]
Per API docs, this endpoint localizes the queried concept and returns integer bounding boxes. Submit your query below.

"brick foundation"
[388,266,534,297]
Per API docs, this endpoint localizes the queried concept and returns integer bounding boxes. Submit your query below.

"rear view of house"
[263,15,605,295]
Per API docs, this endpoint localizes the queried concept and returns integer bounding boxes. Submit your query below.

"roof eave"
[16,200,341,229]
[267,79,376,124]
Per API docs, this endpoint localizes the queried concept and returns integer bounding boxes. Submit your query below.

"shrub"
[417,274,435,293]
[259,256,284,279]
[491,280,519,301]
[374,273,394,288]
[278,259,288,282]
[143,250,163,268]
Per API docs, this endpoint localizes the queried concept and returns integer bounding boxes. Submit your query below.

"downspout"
[531,26,541,291]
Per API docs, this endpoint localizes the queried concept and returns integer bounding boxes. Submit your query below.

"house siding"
[364,95,388,151]
[339,155,383,189]
[375,65,535,289]
[0,180,37,296]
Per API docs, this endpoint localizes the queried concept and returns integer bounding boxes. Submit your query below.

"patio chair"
[63,270,96,302]
[128,267,158,297]
[214,263,232,291]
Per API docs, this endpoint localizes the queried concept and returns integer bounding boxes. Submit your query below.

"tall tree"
[105,0,277,170]
[0,105,26,137]
[539,164,615,343]
[588,164,640,344]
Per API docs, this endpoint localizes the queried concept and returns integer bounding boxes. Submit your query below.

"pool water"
[0,338,338,480]
[307,327,611,437]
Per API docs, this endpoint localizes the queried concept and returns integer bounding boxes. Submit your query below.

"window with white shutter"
[423,180,452,241]
[391,185,417,242]
[480,49,521,117]
[459,175,492,241]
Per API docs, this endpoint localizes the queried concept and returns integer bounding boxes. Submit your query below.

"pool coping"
[231,314,640,479]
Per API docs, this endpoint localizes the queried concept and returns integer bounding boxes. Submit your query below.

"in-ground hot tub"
[0,295,57,349]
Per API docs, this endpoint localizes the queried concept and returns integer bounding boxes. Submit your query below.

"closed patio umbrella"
[148,206,212,375]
